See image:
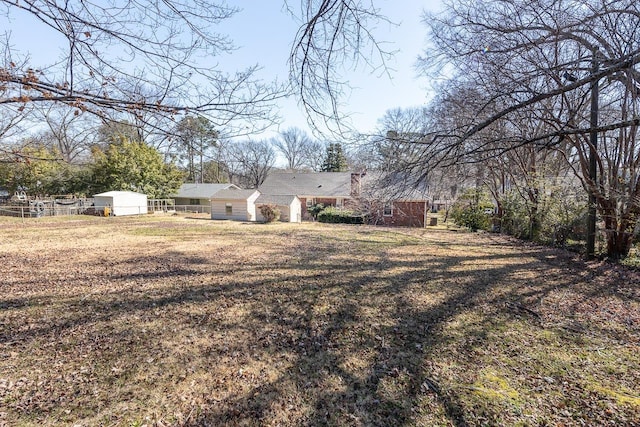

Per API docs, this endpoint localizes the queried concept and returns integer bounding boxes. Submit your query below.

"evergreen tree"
[0,144,74,196]
[92,138,184,198]
[321,143,348,172]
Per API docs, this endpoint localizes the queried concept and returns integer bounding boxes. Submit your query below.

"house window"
[225,203,233,216]
[306,198,313,207]
[336,198,343,208]
[189,199,200,205]
[383,202,393,216]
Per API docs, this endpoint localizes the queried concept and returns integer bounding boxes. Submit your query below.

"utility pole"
[586,49,599,258]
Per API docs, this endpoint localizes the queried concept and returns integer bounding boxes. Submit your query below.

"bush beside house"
[259,204,281,223]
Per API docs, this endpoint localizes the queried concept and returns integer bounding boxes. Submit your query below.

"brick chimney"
[350,172,364,197]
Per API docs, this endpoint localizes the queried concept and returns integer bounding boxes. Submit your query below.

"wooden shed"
[210,189,260,221]
[255,194,302,223]
[93,191,148,216]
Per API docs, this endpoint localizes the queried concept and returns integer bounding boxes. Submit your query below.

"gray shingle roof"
[174,183,238,198]
[255,194,299,205]
[257,171,431,202]
[361,172,431,201]
[258,172,355,197]
[211,188,259,200]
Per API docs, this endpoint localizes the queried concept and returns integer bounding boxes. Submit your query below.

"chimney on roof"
[351,172,362,197]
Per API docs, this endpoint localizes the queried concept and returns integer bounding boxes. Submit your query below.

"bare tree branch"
[0,0,286,135]
[288,0,394,135]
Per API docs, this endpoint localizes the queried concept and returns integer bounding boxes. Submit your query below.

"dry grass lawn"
[0,215,639,426]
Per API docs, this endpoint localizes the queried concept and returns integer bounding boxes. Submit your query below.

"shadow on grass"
[176,248,554,426]
[1,226,638,426]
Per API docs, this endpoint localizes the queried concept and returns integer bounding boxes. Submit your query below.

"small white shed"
[255,194,302,223]
[211,189,260,221]
[93,191,148,216]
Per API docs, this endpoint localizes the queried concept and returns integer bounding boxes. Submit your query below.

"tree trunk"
[606,231,633,259]
[527,188,540,240]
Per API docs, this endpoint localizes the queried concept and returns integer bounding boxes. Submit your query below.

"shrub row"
[317,207,367,224]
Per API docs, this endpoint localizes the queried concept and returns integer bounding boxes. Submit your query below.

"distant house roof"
[258,172,357,197]
[362,172,431,202]
[211,188,260,200]
[255,194,299,206]
[258,171,430,202]
[174,183,239,199]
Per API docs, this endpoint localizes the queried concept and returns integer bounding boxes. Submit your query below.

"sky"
[2,1,444,141]
[216,1,444,139]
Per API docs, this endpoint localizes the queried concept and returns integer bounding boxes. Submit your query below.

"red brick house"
[258,172,431,227]
[258,172,357,220]
[367,199,429,227]
[359,174,431,227]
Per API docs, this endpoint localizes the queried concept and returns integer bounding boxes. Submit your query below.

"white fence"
[0,200,212,218]
[0,201,93,218]
[172,204,211,214]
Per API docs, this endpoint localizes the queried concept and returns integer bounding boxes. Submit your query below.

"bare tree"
[416,0,640,258]
[0,49,30,163]
[35,106,98,163]
[374,107,434,174]
[95,120,144,147]
[271,127,330,171]
[272,127,313,170]
[289,0,393,134]
[224,139,276,188]
[371,105,475,219]
[300,139,327,171]
[0,1,399,158]
[0,105,27,163]
[0,1,283,139]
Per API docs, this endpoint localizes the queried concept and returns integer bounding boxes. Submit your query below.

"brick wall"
[300,197,339,220]
[299,196,427,227]
[370,201,427,228]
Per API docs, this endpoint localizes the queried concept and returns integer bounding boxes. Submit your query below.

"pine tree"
[321,143,348,172]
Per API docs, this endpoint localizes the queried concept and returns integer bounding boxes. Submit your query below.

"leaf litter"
[0,215,638,426]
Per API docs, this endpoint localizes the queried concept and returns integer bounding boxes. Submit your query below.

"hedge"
[317,207,367,224]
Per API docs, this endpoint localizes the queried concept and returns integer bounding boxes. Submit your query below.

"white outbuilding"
[93,191,148,216]
[210,188,260,221]
[255,194,302,223]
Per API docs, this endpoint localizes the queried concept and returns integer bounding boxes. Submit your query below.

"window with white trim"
[383,202,393,216]
[225,203,232,215]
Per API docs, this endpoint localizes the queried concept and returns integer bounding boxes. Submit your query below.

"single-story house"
[366,198,429,228]
[258,171,432,227]
[173,183,240,208]
[258,172,362,220]
[362,174,431,228]
[93,191,148,216]
[255,194,302,223]
[210,188,260,221]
